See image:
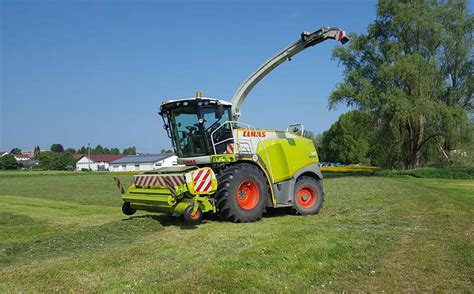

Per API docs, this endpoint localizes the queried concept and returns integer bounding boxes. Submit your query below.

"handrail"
[211,121,274,182]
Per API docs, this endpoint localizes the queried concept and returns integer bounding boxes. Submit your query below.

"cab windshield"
[167,103,232,158]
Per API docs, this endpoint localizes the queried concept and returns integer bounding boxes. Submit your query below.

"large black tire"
[122,201,136,216]
[293,176,324,215]
[215,163,270,223]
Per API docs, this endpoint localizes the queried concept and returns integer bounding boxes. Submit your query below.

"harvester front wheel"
[293,176,324,215]
[215,163,269,223]
[183,205,203,224]
[122,202,136,216]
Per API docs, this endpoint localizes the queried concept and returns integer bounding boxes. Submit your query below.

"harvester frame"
[114,26,349,223]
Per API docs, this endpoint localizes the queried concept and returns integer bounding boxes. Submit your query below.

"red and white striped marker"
[133,174,185,197]
[192,168,213,193]
[226,143,234,154]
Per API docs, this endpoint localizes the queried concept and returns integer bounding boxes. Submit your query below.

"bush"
[0,154,18,170]
[38,152,76,170]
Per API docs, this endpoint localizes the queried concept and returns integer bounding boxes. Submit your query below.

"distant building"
[13,154,32,162]
[76,154,126,171]
[109,154,179,172]
[74,154,86,161]
[0,151,8,157]
[21,150,36,159]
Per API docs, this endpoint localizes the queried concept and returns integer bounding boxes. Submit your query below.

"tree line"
[8,144,139,156]
[72,145,137,155]
[2,144,173,170]
[2,144,139,170]
[307,0,472,169]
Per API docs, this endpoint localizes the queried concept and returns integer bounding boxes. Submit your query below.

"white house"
[13,154,32,162]
[109,154,179,172]
[76,154,126,171]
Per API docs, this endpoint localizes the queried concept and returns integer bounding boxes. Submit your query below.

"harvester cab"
[159,93,234,160]
[115,26,349,223]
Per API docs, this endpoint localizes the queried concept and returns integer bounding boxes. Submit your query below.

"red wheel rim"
[189,209,201,220]
[296,186,317,208]
[236,180,260,210]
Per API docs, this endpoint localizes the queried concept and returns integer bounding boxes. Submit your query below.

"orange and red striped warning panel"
[132,168,217,196]
[133,174,186,197]
[133,174,185,187]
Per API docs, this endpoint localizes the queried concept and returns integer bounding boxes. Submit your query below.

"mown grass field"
[0,171,472,292]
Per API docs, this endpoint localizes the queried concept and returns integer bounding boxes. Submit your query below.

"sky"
[1,0,377,153]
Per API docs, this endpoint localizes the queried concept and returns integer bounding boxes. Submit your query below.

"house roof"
[14,154,31,159]
[83,154,127,162]
[74,154,86,161]
[110,153,175,164]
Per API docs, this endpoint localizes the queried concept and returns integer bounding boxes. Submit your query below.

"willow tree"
[330,0,473,168]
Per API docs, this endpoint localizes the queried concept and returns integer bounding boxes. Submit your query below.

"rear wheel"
[293,176,324,215]
[122,201,136,216]
[215,163,270,222]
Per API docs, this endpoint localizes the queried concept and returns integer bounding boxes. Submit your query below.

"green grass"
[0,171,472,292]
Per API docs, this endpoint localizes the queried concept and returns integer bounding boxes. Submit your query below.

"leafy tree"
[78,146,87,154]
[110,148,120,155]
[50,144,64,153]
[10,148,21,154]
[122,147,137,155]
[90,145,114,154]
[38,152,53,169]
[94,144,104,154]
[65,148,76,154]
[0,154,18,170]
[77,145,131,155]
[38,152,75,170]
[60,152,76,168]
[303,131,324,159]
[313,133,325,161]
[320,111,373,164]
[330,0,472,168]
[303,130,317,145]
[450,123,474,166]
[34,146,41,159]
[160,149,174,154]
